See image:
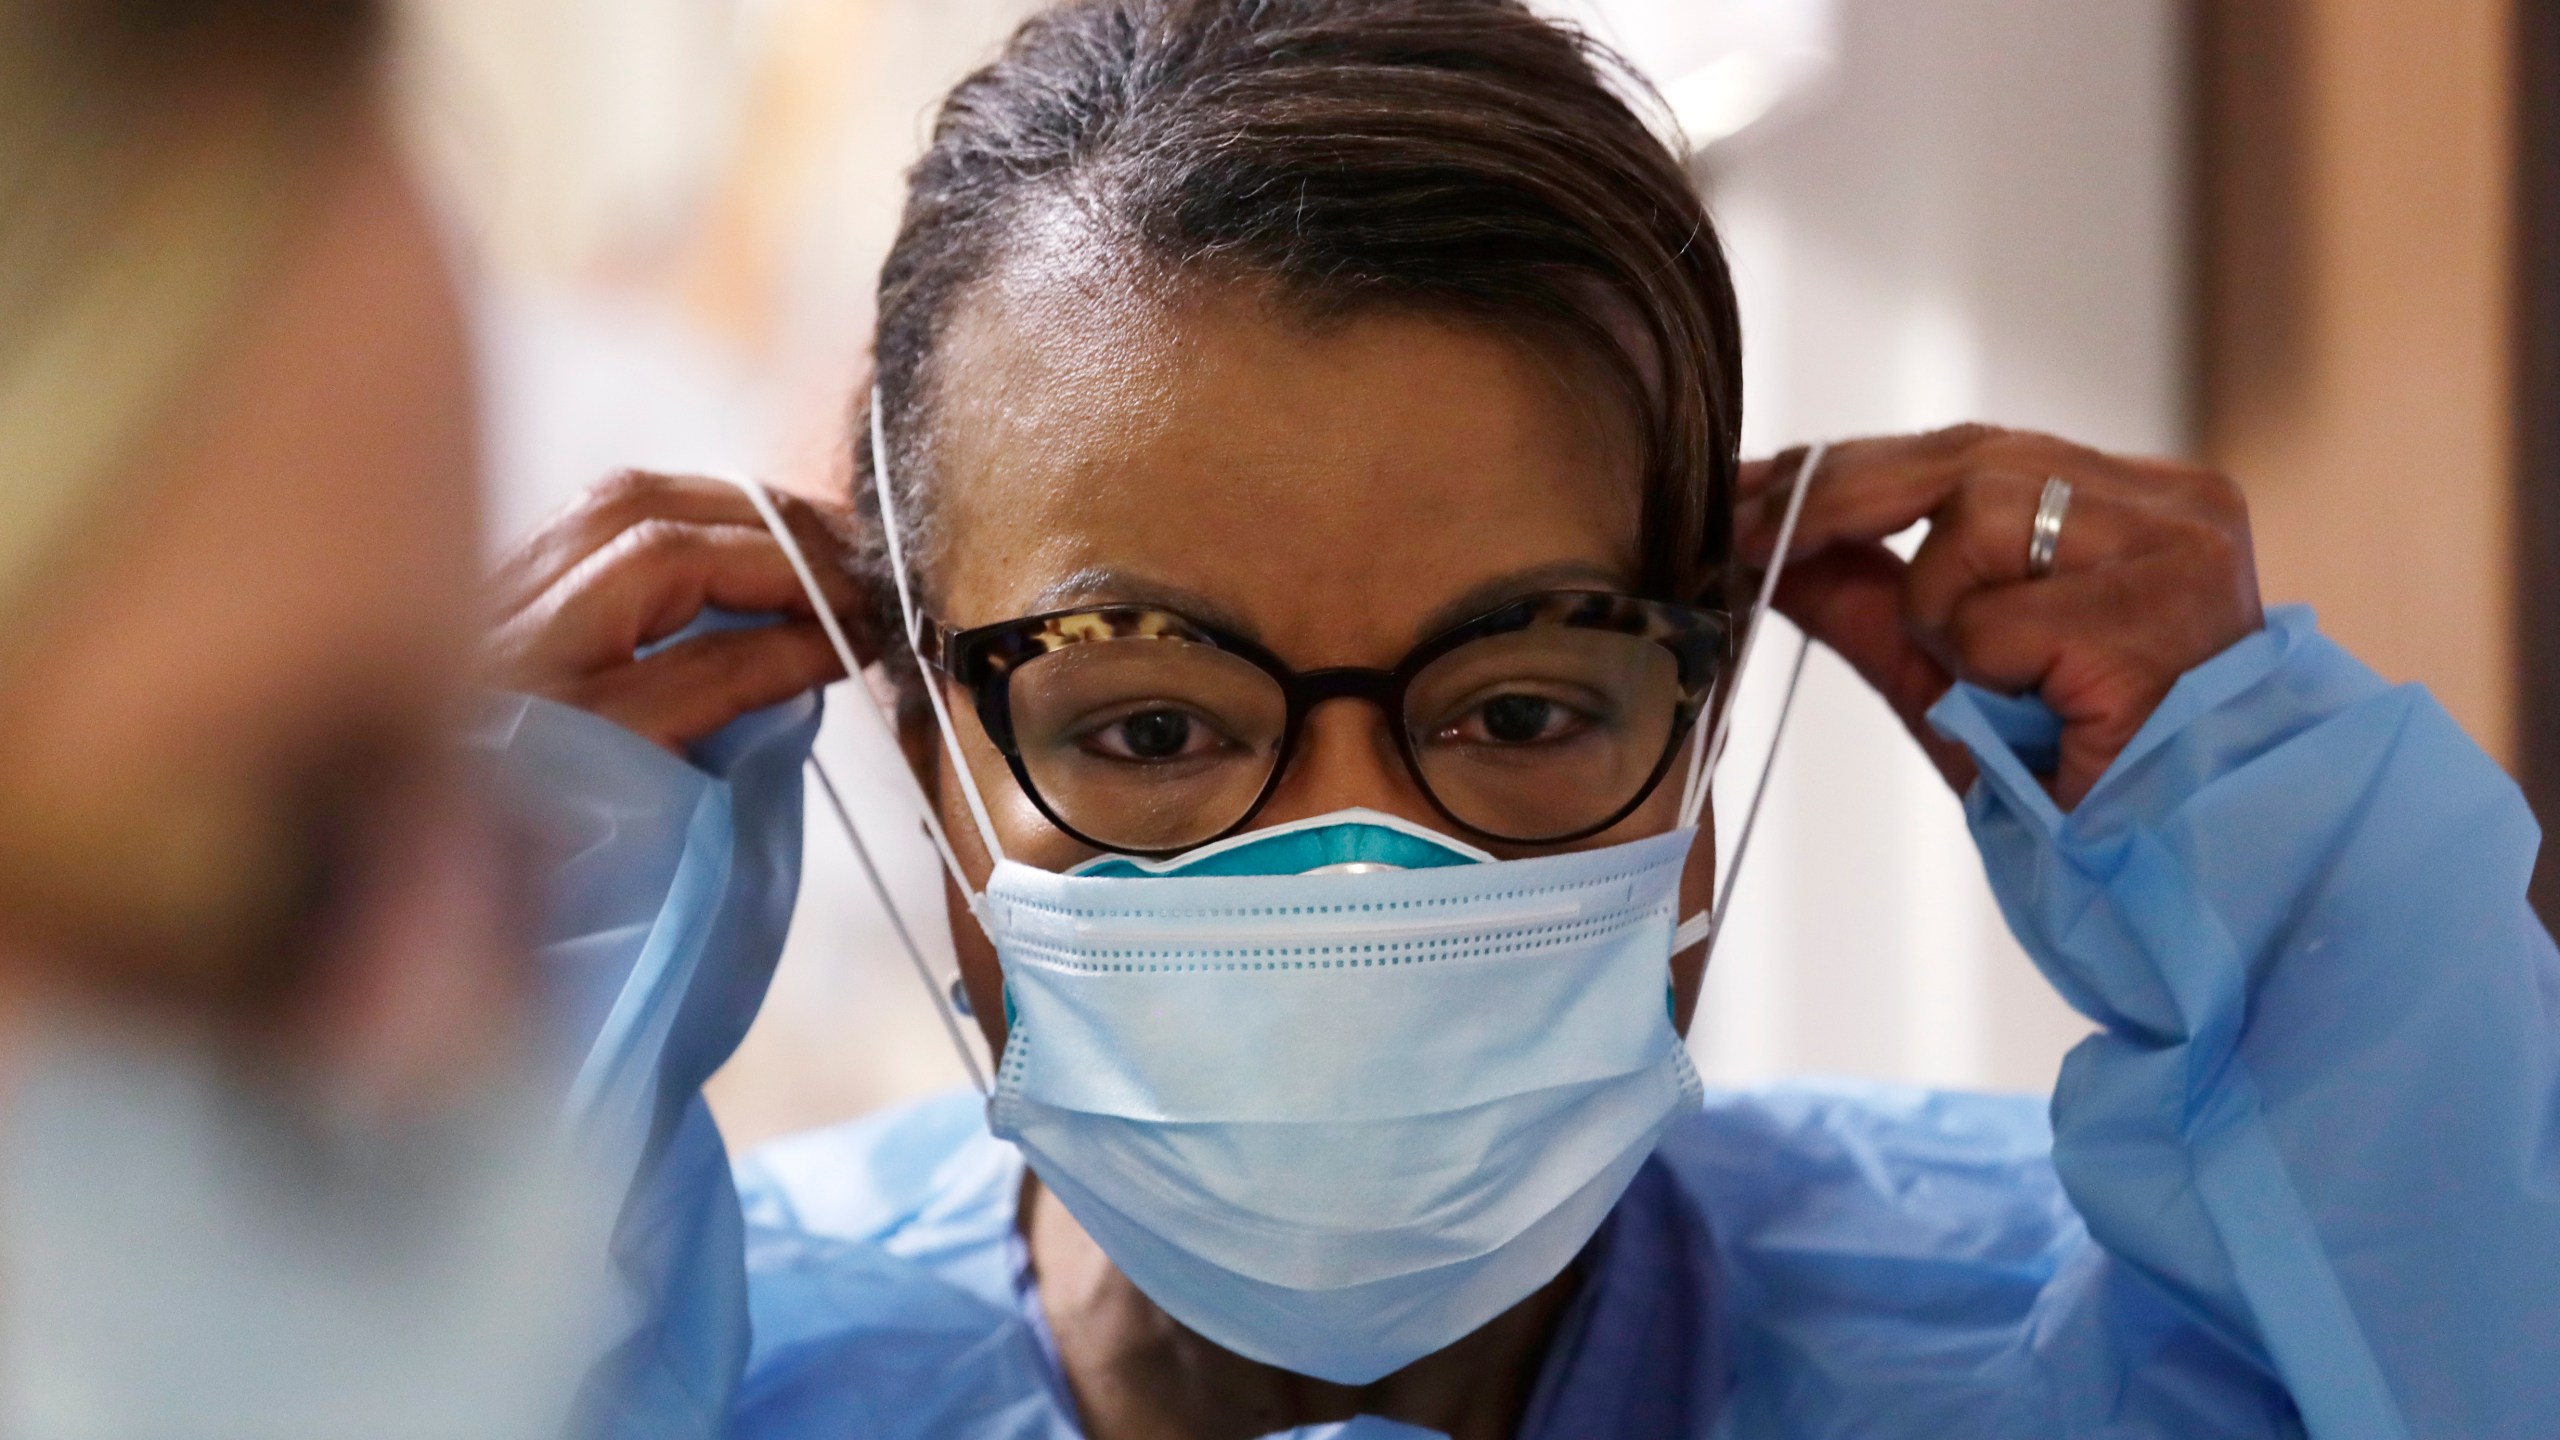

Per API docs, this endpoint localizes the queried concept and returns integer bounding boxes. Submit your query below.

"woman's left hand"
[1737,425,2264,810]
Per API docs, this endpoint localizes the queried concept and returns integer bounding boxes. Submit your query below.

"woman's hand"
[1739,425,2263,809]
[485,470,873,753]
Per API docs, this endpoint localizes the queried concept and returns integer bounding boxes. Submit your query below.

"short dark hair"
[859,0,1741,638]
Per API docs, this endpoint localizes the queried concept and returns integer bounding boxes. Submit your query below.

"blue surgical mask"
[987,808,1700,1382]
[723,407,1827,1383]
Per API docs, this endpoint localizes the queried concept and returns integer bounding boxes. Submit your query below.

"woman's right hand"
[485,470,873,753]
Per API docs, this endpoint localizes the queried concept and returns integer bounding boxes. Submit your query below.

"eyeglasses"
[918,590,1733,856]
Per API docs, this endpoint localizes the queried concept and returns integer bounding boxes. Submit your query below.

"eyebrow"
[1409,562,1634,641]
[1024,568,1266,640]
[1021,559,1637,650]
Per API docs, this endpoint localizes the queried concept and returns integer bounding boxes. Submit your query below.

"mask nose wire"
[723,471,992,1097]
[1670,441,1827,958]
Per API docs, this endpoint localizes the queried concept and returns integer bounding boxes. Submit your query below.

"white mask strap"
[1670,630,1811,957]
[869,394,1010,871]
[723,474,983,905]
[722,472,992,1094]
[1672,441,1827,954]
[807,755,990,1094]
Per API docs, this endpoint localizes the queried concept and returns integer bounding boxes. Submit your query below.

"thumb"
[1766,542,1977,793]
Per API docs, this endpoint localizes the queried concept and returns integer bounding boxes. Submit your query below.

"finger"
[570,622,848,753]
[1939,580,2073,695]
[578,518,870,650]
[1941,577,2176,808]
[1898,477,2146,643]
[1763,542,1977,793]
[1735,428,1980,563]
[1771,544,1944,724]
[1736,445,1810,502]
[1738,425,2090,565]
[493,471,857,613]
[510,520,874,679]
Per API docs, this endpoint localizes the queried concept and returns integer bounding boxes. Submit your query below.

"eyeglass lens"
[1001,626,1684,852]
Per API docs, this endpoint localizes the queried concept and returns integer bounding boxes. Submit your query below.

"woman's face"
[915,267,1719,1049]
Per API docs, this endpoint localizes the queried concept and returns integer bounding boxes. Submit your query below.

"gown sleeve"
[1928,604,2560,1440]
[473,687,820,1440]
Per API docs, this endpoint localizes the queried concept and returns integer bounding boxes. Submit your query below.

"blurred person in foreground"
[0,2,596,1433]
[489,2,2560,1438]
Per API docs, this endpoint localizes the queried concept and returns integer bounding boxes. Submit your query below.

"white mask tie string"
[721,474,981,905]
[1671,441,1827,954]
[868,395,1009,871]
[806,755,989,1094]
[722,471,991,1095]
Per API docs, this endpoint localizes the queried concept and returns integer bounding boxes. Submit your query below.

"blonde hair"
[0,0,377,619]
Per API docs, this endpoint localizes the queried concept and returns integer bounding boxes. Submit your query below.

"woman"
[486,2,2560,1437]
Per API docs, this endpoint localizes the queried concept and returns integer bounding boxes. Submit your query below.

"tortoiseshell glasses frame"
[915,589,1735,856]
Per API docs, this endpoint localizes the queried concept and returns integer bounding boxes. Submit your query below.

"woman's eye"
[1082,707,1219,762]
[1438,692,1592,747]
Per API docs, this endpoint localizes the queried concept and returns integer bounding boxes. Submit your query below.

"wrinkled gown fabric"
[484,607,2560,1440]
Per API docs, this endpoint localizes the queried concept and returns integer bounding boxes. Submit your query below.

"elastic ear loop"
[723,473,990,1096]
[1671,442,1826,957]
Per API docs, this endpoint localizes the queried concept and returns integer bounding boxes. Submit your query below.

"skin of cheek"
[885,267,1723,1060]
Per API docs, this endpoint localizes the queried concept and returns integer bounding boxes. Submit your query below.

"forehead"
[917,260,1645,668]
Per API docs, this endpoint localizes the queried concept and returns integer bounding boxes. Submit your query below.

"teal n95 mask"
[724,407,1824,1383]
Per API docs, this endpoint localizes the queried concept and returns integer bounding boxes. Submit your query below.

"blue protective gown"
[485,607,2560,1440]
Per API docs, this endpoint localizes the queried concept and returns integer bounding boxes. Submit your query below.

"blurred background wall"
[2195,0,2518,769]
[392,0,2536,1148]
[1688,0,2181,1095]
[2524,0,2560,912]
